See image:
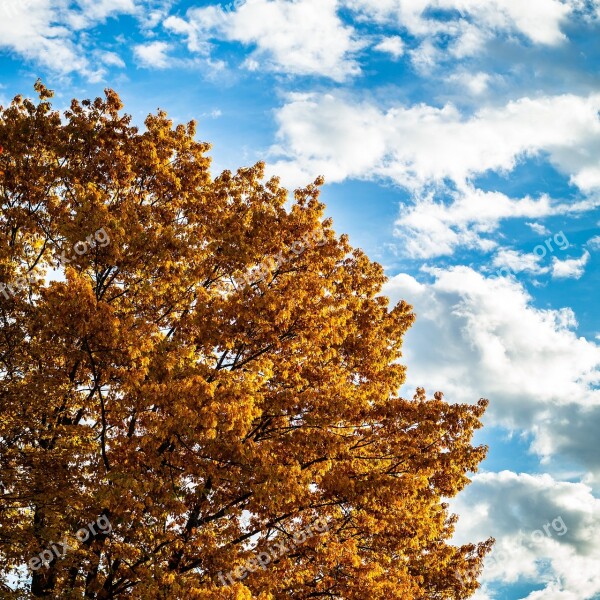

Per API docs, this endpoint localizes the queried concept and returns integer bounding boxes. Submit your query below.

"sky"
[1,1,599,598]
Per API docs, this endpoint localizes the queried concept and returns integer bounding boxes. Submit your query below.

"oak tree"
[0,82,492,599]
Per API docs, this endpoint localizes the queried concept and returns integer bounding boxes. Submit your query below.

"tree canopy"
[0,82,492,599]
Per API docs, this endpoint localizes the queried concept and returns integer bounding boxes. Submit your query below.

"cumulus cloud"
[0,0,93,77]
[271,92,600,256]
[70,0,136,24]
[340,0,600,75]
[164,0,363,81]
[492,249,550,276]
[527,222,551,236]
[270,92,600,191]
[382,267,600,473]
[586,235,600,251]
[394,189,559,258]
[133,40,173,68]
[3,0,594,81]
[397,190,600,259]
[394,193,596,259]
[451,471,600,598]
[0,0,136,78]
[373,35,405,59]
[97,50,126,68]
[551,250,591,279]
[345,0,574,53]
[446,71,492,95]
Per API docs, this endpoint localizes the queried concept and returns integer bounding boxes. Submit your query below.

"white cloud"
[163,14,210,53]
[373,35,405,59]
[406,38,439,71]
[137,0,177,29]
[71,0,136,24]
[492,249,549,276]
[134,41,173,68]
[446,71,492,95]
[0,0,137,78]
[551,250,591,279]
[586,235,600,251]
[270,92,600,191]
[0,0,93,77]
[527,222,551,236]
[394,192,591,259]
[395,194,594,259]
[451,471,600,598]
[153,0,597,79]
[165,0,363,81]
[208,109,222,118]
[405,19,488,70]
[271,92,600,256]
[345,0,574,47]
[382,267,600,472]
[343,0,598,72]
[394,189,559,258]
[97,50,126,68]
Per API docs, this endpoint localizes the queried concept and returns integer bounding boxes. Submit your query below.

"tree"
[0,82,492,599]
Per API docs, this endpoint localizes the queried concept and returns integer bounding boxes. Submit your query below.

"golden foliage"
[0,82,492,599]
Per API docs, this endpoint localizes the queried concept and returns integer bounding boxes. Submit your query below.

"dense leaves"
[0,82,492,599]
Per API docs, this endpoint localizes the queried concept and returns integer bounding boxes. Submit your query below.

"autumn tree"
[0,82,492,599]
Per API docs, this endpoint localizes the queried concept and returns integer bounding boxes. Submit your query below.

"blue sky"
[1,1,600,598]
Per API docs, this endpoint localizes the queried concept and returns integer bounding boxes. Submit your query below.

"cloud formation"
[551,251,591,279]
[346,0,574,46]
[382,267,600,474]
[451,471,600,599]
[394,188,599,259]
[271,92,600,191]
[270,92,600,257]
[491,249,550,276]
[394,189,556,258]
[165,0,363,81]
[161,0,599,78]
[2,0,598,85]
[0,0,137,79]
[134,41,172,68]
